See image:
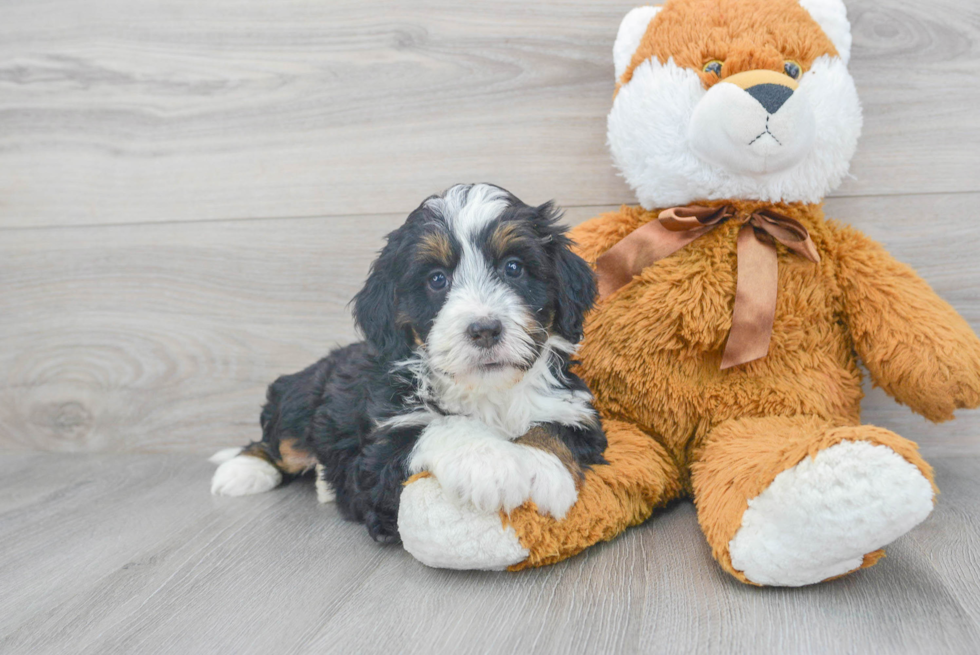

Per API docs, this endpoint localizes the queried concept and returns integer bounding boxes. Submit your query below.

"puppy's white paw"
[208,447,243,465]
[211,455,282,497]
[523,447,578,519]
[431,440,531,514]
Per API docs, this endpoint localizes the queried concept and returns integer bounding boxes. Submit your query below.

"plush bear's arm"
[397,418,685,570]
[569,206,655,264]
[835,223,980,422]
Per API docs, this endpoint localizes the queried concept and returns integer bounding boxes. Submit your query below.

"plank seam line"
[0,190,978,233]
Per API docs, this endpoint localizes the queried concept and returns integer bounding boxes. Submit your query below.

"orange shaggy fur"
[397,0,980,582]
[503,199,979,579]
[487,0,980,583]
[619,0,837,91]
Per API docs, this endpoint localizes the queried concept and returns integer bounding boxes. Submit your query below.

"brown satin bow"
[594,205,820,369]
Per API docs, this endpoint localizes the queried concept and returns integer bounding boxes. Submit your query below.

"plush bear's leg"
[398,418,684,571]
[691,416,937,587]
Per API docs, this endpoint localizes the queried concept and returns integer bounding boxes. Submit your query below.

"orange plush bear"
[397,0,980,586]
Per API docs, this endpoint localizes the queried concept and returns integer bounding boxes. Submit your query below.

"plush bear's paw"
[398,475,529,570]
[728,440,934,586]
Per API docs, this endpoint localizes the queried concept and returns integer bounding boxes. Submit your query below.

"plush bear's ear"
[614,6,662,81]
[799,0,852,64]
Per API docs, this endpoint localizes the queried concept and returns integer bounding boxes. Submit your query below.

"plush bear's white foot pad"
[398,476,529,570]
[211,455,282,497]
[728,440,934,587]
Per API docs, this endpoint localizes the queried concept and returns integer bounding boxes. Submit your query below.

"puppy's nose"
[467,319,503,349]
[745,83,794,114]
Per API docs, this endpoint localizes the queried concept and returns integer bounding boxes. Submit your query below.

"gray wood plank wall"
[2,0,979,457]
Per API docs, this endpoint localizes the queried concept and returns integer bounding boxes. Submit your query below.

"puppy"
[210,183,606,542]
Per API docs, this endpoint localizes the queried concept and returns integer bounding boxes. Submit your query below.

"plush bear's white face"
[608,0,862,208]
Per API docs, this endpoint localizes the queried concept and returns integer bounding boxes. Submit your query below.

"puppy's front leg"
[513,426,583,519]
[409,416,530,514]
[409,417,578,519]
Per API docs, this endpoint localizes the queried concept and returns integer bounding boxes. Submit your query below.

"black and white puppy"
[210,183,606,542]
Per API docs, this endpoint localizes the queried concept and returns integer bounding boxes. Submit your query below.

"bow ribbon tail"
[720,225,779,370]
[595,220,714,298]
[595,206,730,298]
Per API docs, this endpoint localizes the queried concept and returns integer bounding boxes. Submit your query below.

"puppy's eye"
[503,259,524,278]
[702,60,723,76]
[427,271,448,291]
[783,60,802,80]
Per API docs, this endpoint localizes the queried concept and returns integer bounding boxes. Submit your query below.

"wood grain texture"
[0,0,977,228]
[1,453,979,655]
[2,2,979,652]
[3,194,980,455]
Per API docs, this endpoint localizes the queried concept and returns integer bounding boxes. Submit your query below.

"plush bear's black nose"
[745,83,794,114]
[467,319,503,349]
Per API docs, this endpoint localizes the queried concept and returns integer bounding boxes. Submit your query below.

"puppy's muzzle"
[467,318,503,350]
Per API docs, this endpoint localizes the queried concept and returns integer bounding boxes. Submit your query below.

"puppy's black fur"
[231,185,606,542]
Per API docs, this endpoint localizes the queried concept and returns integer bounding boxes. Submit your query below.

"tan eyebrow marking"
[416,231,454,267]
[489,221,527,259]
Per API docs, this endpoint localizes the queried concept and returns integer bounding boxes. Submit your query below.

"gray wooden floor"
[2,453,980,654]
[2,0,980,653]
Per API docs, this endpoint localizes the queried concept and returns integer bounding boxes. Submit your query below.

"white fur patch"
[211,455,282,497]
[315,463,336,503]
[399,475,529,570]
[613,6,661,80]
[425,183,510,240]
[409,415,578,519]
[522,445,579,519]
[688,78,816,176]
[728,440,935,587]
[425,244,535,381]
[608,55,861,207]
[387,336,596,438]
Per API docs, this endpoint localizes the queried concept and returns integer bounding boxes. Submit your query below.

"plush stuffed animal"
[397,0,980,586]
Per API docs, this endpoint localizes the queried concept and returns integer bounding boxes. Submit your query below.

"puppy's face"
[353,184,596,383]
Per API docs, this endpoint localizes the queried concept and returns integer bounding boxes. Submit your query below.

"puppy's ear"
[352,229,414,361]
[538,202,598,343]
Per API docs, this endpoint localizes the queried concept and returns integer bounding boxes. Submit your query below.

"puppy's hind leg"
[211,439,317,497]
[212,364,324,497]
[211,441,283,497]
[315,463,336,503]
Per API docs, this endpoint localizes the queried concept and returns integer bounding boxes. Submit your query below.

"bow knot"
[594,204,820,369]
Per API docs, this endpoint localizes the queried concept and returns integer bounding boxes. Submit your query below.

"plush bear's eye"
[702,60,723,76]
[783,60,802,80]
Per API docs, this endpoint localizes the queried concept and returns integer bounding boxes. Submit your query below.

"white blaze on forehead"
[428,183,511,240]
[430,183,512,303]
